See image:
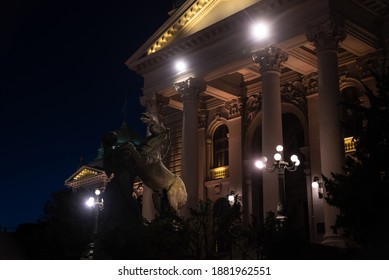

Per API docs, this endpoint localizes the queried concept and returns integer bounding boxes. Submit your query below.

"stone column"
[174,77,206,214]
[140,92,169,220]
[304,74,325,242]
[252,46,288,216]
[307,20,347,246]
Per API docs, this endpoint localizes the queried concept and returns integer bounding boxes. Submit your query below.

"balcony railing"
[210,166,229,180]
[344,137,356,154]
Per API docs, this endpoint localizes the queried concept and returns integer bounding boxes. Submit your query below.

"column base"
[321,233,361,249]
[321,234,347,248]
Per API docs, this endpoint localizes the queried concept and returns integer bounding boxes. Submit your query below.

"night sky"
[0,0,174,229]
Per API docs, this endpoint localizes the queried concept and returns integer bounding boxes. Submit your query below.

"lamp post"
[255,145,300,221]
[86,189,104,235]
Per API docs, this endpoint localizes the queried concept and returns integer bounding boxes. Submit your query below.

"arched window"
[213,124,229,168]
[341,86,363,137]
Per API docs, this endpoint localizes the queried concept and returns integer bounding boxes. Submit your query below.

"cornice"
[128,0,308,74]
[147,0,217,55]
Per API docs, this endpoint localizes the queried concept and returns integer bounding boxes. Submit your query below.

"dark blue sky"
[0,0,173,229]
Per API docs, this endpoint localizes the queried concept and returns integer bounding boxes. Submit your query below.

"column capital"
[252,45,288,73]
[174,77,206,102]
[306,20,346,52]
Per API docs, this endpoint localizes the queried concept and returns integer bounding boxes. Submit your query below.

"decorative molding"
[147,0,215,55]
[252,45,289,73]
[129,0,307,73]
[224,98,242,119]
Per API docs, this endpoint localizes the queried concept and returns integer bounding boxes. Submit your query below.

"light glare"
[251,22,269,40]
[86,197,95,207]
[276,145,283,152]
[274,153,282,161]
[255,160,265,169]
[175,60,187,72]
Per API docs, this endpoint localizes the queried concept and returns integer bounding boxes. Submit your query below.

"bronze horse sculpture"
[102,112,187,214]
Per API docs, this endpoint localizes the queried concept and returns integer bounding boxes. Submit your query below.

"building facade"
[121,0,389,246]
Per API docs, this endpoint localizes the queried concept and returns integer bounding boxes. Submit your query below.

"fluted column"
[140,92,169,220]
[252,46,288,216]
[175,77,206,214]
[307,20,346,246]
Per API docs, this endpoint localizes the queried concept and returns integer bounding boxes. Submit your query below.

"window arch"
[341,86,363,137]
[212,124,229,168]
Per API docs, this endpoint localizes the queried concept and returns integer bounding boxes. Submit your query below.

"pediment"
[65,165,108,188]
[126,0,259,68]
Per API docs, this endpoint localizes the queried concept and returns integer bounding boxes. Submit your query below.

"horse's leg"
[167,176,188,211]
[152,190,161,213]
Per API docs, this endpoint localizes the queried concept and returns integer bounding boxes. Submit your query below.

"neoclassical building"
[120,0,388,247]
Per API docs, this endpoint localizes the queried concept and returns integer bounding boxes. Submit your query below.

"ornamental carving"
[280,80,307,113]
[356,51,386,74]
[302,73,319,96]
[174,77,206,101]
[252,45,289,73]
[225,98,242,119]
[245,94,261,125]
[198,96,208,128]
[306,20,346,52]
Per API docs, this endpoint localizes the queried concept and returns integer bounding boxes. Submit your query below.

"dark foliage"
[324,66,389,258]
[17,188,95,259]
[140,198,242,259]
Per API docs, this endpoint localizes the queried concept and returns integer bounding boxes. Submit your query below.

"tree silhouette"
[324,65,389,258]
[17,187,95,259]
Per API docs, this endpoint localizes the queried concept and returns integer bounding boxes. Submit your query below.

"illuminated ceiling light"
[251,22,269,40]
[175,60,187,73]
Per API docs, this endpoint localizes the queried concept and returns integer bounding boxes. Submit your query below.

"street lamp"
[312,176,324,199]
[228,191,235,206]
[255,145,300,220]
[86,189,104,235]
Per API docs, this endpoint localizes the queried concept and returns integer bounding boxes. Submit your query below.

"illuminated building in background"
[124,0,387,247]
